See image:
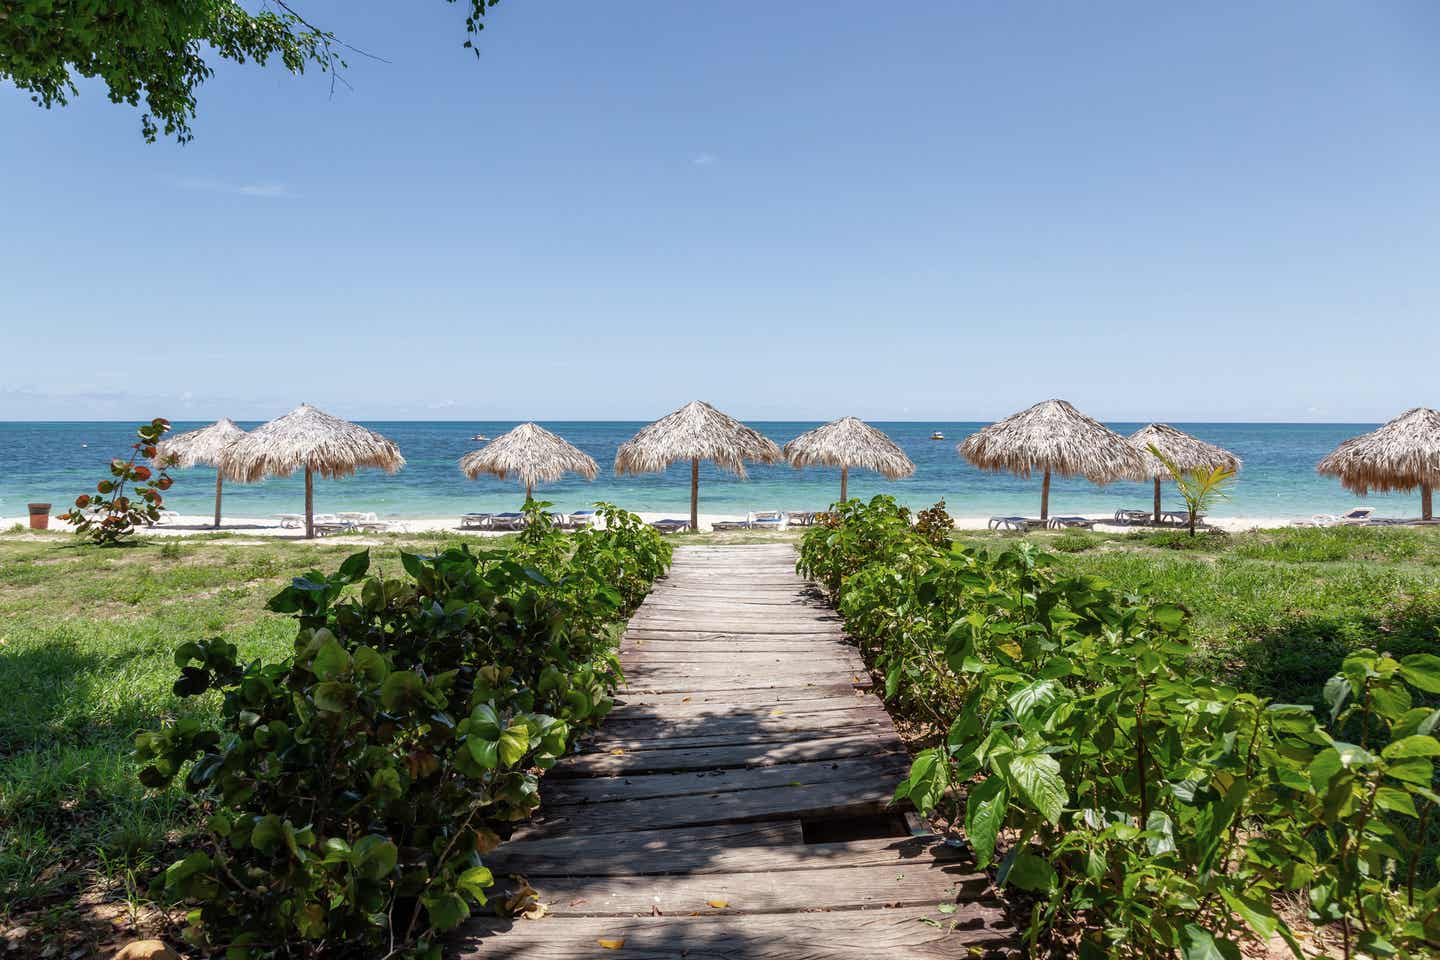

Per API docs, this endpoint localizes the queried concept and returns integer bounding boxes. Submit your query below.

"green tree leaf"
[964,776,1008,868]
[1004,752,1067,825]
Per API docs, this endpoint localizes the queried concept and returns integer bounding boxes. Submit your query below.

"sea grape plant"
[799,496,1440,959]
[137,510,670,958]
[60,417,176,545]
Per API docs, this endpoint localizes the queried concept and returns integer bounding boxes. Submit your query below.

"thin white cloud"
[179,176,294,198]
[690,152,717,167]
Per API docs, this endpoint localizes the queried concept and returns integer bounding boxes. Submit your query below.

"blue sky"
[3,1,1438,423]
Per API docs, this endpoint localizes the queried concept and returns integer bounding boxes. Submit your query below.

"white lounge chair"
[988,516,1039,531]
[460,512,495,530]
[276,514,305,529]
[1114,509,1152,524]
[651,519,690,534]
[1047,516,1095,530]
[1293,507,1375,528]
[785,511,817,527]
[746,510,784,531]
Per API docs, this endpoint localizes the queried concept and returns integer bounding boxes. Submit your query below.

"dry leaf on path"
[707,899,729,909]
[597,938,625,950]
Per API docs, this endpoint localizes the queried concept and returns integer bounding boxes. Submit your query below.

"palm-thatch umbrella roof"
[783,417,915,502]
[1318,407,1440,520]
[1128,423,1242,523]
[615,401,782,531]
[154,418,248,528]
[459,422,598,500]
[155,418,247,468]
[958,399,1144,520]
[218,404,404,538]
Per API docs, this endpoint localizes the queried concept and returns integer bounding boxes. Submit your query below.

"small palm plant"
[1148,444,1236,536]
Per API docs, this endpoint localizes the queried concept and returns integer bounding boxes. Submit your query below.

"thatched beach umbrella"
[958,399,1144,521]
[218,403,405,539]
[1318,407,1440,521]
[155,418,247,528]
[783,416,915,503]
[615,401,782,532]
[1129,424,1242,524]
[459,422,599,501]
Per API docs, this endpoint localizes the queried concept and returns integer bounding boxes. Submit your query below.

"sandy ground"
[3,511,1298,537]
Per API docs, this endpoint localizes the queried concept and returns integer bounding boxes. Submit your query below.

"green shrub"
[800,499,1440,959]
[1143,529,1228,551]
[913,499,954,549]
[1051,529,1099,553]
[135,510,670,959]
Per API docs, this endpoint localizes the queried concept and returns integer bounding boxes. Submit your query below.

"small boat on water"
[930,430,946,440]
[470,434,489,442]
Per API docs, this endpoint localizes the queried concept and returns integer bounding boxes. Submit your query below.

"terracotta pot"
[27,503,51,530]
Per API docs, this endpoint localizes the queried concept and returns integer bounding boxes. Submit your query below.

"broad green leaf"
[250,814,283,854]
[457,865,494,903]
[1005,752,1067,825]
[964,776,1007,869]
[498,723,530,768]
[899,749,949,815]
[353,835,397,880]
[467,737,499,770]
[338,549,371,581]
[1381,735,1440,760]
[1399,653,1440,693]
[423,892,471,931]
[1003,852,1057,892]
[1179,924,1241,960]
[470,703,502,740]
[1006,679,1060,721]
[312,681,352,713]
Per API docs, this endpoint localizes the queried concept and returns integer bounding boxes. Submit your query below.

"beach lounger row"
[458,510,599,532]
[274,512,393,536]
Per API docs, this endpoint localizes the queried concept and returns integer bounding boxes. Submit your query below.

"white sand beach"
[3,511,1297,538]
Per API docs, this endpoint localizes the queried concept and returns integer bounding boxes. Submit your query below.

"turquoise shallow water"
[0,421,1425,522]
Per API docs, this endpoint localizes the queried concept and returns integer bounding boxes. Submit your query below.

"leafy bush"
[913,499,954,549]
[1051,529,1100,553]
[1143,529,1228,551]
[59,418,176,545]
[800,499,1440,959]
[136,511,670,958]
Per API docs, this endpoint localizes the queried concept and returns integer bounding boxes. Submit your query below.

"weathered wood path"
[461,543,1015,958]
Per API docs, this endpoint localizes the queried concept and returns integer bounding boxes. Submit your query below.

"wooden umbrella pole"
[214,472,223,529]
[304,467,314,540]
[1153,477,1162,524]
[1424,482,1433,522]
[690,457,699,533]
[1040,469,1051,521]
[526,481,533,503]
[840,466,848,503]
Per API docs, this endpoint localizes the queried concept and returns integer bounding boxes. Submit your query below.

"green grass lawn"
[2,523,1437,942]
[0,529,521,938]
[956,524,1440,706]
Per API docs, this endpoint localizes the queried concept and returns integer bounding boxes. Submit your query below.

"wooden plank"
[487,833,967,878]
[542,754,908,806]
[607,694,876,722]
[587,708,893,749]
[456,904,1016,959]
[619,671,871,693]
[498,860,990,917]
[525,776,900,836]
[489,821,806,874]
[552,732,906,777]
[612,684,864,707]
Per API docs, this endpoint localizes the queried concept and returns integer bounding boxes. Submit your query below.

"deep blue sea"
[0,421,1423,522]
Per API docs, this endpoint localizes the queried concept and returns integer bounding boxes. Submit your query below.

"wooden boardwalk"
[460,543,1016,958]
